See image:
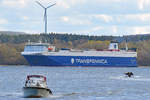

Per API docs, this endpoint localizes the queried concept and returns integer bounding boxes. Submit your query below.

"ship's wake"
[0,92,23,98]
[110,75,150,81]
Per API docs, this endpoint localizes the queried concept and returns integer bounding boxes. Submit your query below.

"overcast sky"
[0,0,150,36]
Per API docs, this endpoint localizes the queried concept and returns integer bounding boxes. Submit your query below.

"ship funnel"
[109,41,119,50]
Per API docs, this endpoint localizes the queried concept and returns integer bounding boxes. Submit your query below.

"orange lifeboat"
[48,48,53,51]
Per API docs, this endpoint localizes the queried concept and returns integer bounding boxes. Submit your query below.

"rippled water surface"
[0,66,150,100]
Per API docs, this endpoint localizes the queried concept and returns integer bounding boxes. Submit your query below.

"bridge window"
[24,45,48,52]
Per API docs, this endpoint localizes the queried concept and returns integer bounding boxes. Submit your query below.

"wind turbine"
[36,1,56,34]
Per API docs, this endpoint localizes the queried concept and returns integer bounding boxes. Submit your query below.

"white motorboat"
[23,75,52,98]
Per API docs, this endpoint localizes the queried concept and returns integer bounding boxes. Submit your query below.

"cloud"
[106,26,150,35]
[112,26,117,33]
[52,13,150,35]
[125,14,150,22]
[138,0,144,10]
[114,14,150,26]
[92,14,113,23]
[138,0,150,10]
[57,1,70,9]
[0,27,7,30]
[0,18,8,24]
[22,16,30,21]
[132,26,150,34]
[79,25,150,36]
[61,16,91,25]
[1,0,29,8]
[56,0,122,9]
[61,16,69,22]
[60,14,113,26]
[92,26,103,31]
[57,0,86,9]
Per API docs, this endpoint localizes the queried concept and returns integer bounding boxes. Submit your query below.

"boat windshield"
[25,77,47,88]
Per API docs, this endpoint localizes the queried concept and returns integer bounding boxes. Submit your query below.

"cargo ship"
[21,41,137,67]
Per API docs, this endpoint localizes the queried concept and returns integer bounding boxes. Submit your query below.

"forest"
[0,33,150,66]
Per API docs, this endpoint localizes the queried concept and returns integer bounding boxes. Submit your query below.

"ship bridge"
[22,42,55,55]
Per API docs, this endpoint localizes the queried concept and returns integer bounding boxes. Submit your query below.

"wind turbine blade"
[36,1,45,9]
[46,3,56,9]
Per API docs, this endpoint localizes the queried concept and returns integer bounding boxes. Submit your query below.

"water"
[0,66,150,100]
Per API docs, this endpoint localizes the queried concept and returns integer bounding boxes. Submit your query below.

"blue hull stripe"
[23,55,137,67]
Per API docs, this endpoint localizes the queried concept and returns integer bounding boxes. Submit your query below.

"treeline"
[1,33,150,44]
[1,33,150,66]
[0,33,114,44]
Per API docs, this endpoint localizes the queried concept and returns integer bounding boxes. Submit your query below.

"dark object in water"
[124,72,134,77]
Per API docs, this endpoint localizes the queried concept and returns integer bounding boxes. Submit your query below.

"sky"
[0,0,150,36]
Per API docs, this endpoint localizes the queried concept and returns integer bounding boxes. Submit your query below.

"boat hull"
[23,55,137,67]
[23,87,52,98]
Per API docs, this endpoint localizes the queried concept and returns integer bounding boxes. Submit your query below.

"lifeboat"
[48,48,53,51]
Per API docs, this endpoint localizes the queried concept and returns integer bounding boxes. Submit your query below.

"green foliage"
[0,43,27,65]
[77,40,110,50]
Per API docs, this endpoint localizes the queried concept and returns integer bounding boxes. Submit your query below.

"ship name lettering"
[75,59,107,64]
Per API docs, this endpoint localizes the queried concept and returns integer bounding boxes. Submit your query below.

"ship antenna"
[36,1,56,34]
[125,38,128,51]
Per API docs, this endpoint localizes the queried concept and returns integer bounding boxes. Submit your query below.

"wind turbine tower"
[36,1,56,34]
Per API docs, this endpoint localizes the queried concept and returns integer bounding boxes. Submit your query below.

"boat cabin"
[25,75,48,88]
